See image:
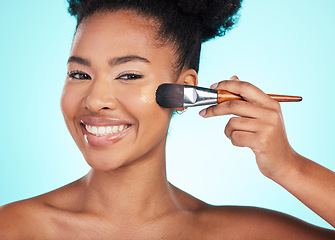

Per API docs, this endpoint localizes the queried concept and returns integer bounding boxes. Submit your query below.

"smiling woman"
[1,0,335,239]
[62,11,179,170]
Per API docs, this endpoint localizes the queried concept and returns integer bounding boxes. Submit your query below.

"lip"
[80,116,133,147]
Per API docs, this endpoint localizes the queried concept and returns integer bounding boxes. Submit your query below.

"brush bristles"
[155,84,184,108]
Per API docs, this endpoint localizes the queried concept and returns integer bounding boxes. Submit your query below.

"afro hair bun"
[68,0,242,43]
[177,0,242,42]
[67,0,242,72]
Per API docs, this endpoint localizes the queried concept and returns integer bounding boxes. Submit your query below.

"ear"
[175,69,198,111]
[176,68,198,87]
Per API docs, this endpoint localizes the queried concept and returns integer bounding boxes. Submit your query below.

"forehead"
[71,11,175,68]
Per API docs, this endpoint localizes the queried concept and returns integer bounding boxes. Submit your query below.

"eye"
[67,70,91,80]
[116,73,143,81]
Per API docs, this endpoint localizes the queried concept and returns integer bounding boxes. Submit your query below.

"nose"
[85,79,118,112]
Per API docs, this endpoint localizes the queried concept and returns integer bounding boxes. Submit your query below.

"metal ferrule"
[183,85,218,107]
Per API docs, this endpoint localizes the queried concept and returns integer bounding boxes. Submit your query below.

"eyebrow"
[109,55,150,65]
[67,56,90,66]
[67,55,150,67]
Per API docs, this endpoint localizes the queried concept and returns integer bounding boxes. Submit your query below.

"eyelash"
[67,70,91,80]
[116,73,143,81]
[67,71,143,81]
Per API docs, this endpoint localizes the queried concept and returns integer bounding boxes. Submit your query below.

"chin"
[82,151,129,171]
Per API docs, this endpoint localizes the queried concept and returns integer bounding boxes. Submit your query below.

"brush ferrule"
[183,86,218,107]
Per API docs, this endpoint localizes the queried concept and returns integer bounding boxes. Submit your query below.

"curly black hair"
[67,0,242,73]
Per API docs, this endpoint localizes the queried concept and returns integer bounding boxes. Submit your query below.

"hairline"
[73,8,190,76]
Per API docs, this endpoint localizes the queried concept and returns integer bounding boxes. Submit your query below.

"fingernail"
[199,109,206,117]
[210,82,218,89]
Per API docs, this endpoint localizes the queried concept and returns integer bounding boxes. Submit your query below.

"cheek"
[139,84,158,104]
[117,83,172,121]
[60,83,82,125]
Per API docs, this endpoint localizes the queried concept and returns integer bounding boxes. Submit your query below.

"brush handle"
[217,90,302,103]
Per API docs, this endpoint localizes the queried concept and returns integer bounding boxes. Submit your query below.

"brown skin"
[1,10,335,239]
[201,76,335,227]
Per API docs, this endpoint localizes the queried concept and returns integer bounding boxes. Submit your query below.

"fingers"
[200,99,267,119]
[224,117,258,139]
[211,77,280,110]
[224,113,285,151]
[224,117,265,149]
[229,131,256,148]
[200,75,281,118]
[209,75,240,89]
[200,76,292,179]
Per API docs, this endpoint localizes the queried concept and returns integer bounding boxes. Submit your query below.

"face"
[61,11,180,171]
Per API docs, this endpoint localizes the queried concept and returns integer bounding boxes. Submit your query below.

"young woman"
[1,0,335,239]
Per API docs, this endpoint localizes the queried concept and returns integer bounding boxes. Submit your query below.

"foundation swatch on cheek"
[140,85,158,104]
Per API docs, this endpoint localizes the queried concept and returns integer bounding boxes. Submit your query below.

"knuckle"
[240,81,252,89]
[238,117,249,125]
[227,117,239,126]
[205,107,213,115]
[207,106,221,116]
[225,100,240,109]
[230,131,241,146]
[224,125,230,138]
[268,109,281,122]
[272,101,281,111]
[217,80,229,88]
[210,106,219,116]
[225,117,238,137]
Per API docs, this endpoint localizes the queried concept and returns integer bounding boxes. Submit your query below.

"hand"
[199,76,296,180]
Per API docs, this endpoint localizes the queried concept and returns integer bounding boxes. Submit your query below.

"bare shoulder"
[0,198,50,239]
[0,179,83,239]
[196,205,335,239]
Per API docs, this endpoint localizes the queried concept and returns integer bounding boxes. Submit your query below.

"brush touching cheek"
[140,84,159,104]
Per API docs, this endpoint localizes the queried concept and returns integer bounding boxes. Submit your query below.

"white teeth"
[86,125,92,133]
[106,126,112,134]
[97,127,105,136]
[84,124,128,136]
[92,126,98,135]
[112,126,118,133]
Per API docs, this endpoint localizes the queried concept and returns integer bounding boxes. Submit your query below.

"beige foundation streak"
[140,85,158,104]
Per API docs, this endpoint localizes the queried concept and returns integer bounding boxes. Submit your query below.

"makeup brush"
[155,84,302,108]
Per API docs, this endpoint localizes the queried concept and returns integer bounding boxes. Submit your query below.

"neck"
[80,148,180,223]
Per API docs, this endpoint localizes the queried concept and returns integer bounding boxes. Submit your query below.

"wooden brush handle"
[217,90,302,103]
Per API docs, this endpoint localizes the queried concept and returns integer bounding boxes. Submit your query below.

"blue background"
[1,0,334,229]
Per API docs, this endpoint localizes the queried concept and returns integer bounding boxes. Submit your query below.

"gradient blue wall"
[1,0,334,229]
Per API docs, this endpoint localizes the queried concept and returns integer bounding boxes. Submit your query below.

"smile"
[85,124,129,137]
[80,117,133,147]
